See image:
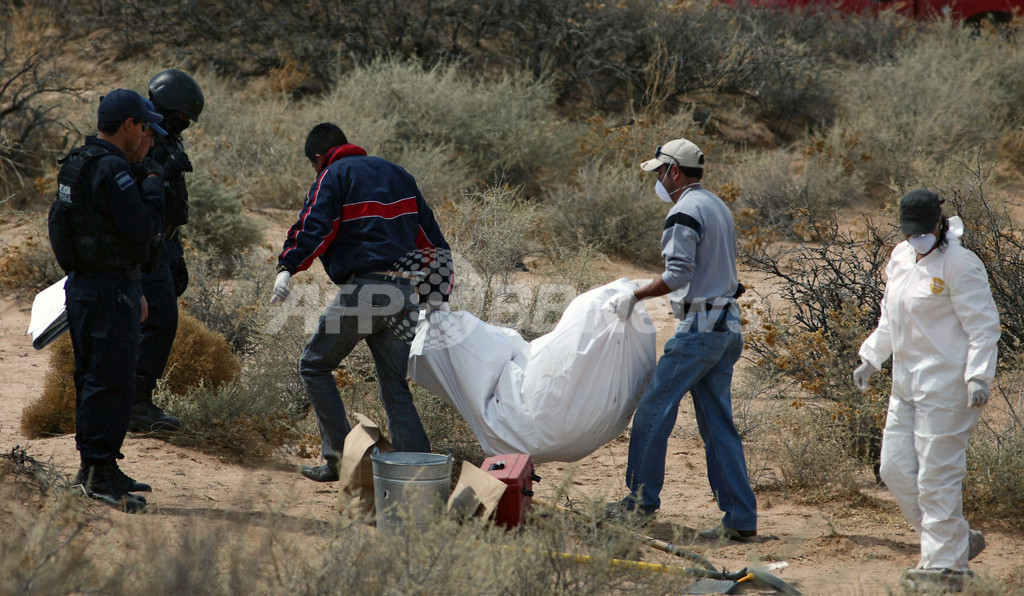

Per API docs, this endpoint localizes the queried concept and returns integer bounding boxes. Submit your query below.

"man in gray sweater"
[605,138,757,541]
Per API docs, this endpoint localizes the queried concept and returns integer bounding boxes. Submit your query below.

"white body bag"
[409,279,656,463]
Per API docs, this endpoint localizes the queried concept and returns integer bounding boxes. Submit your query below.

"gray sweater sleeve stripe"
[664,212,701,235]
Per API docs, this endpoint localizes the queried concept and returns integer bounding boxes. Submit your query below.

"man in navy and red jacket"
[272,122,452,482]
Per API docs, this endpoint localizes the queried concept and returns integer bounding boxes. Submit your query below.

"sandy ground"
[1,251,1022,595]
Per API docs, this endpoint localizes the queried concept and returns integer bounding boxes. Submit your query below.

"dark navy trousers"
[66,270,141,465]
[136,240,181,398]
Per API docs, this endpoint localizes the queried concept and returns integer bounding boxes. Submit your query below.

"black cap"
[899,189,943,235]
[97,89,167,135]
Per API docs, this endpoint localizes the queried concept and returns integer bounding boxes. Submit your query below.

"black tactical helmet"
[148,69,205,121]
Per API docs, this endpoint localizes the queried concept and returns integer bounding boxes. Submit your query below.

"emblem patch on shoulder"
[930,277,945,294]
[114,171,135,190]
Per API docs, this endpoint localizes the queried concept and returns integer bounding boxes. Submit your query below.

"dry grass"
[20,313,241,440]
[5,3,1024,591]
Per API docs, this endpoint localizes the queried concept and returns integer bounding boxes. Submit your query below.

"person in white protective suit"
[853,189,1000,592]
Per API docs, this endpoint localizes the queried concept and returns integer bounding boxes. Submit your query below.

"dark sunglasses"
[655,145,683,168]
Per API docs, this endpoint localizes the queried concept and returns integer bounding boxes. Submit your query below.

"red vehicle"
[732,0,1023,23]
[855,0,1020,22]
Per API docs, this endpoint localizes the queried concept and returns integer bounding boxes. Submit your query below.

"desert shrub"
[944,171,1024,359]
[182,58,564,210]
[36,0,855,126]
[542,159,664,266]
[178,172,263,274]
[0,226,63,297]
[726,2,915,67]
[743,211,899,472]
[0,476,692,596]
[160,256,311,457]
[331,59,573,196]
[721,147,867,238]
[160,312,240,396]
[771,406,864,501]
[21,334,76,438]
[20,312,242,439]
[443,185,539,321]
[823,24,1024,192]
[180,250,275,356]
[0,4,78,210]
[158,308,307,458]
[159,373,301,460]
[965,368,1024,528]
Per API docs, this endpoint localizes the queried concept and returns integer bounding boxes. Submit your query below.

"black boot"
[114,466,152,493]
[73,464,147,513]
[129,391,182,432]
[301,461,340,482]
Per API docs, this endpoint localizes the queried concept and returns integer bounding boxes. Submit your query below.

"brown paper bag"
[337,413,393,516]
[447,460,508,522]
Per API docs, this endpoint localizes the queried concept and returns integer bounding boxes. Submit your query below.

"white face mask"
[908,233,937,255]
[655,178,673,203]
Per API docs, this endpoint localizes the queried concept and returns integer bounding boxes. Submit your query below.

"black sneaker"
[129,401,182,432]
[603,499,658,527]
[301,462,340,482]
[73,465,147,513]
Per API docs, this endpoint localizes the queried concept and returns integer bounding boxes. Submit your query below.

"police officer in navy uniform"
[128,69,204,432]
[48,89,167,512]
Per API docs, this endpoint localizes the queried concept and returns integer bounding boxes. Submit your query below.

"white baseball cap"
[639,138,705,171]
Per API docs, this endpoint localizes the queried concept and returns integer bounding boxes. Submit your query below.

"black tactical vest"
[48,146,146,274]
[150,134,189,229]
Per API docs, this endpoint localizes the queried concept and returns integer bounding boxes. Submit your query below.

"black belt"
[682,299,734,312]
[74,265,141,281]
[348,271,423,285]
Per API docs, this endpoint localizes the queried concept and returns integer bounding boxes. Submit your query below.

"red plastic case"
[481,453,540,529]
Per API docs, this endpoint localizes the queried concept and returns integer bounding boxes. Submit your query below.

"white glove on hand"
[968,379,990,408]
[608,291,639,321]
[424,301,451,315]
[270,271,291,304]
[852,361,876,392]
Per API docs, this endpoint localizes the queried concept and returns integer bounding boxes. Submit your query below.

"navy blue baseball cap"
[97,89,167,136]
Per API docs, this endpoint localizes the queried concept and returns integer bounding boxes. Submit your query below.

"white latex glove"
[607,291,639,321]
[852,361,876,392]
[968,379,990,408]
[424,301,451,315]
[270,271,291,304]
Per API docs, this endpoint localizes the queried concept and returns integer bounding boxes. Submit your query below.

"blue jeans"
[625,310,757,531]
[299,277,429,463]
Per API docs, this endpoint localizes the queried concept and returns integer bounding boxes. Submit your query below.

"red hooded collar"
[318,143,367,173]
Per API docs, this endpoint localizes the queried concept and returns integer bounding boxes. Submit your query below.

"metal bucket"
[371,451,453,533]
